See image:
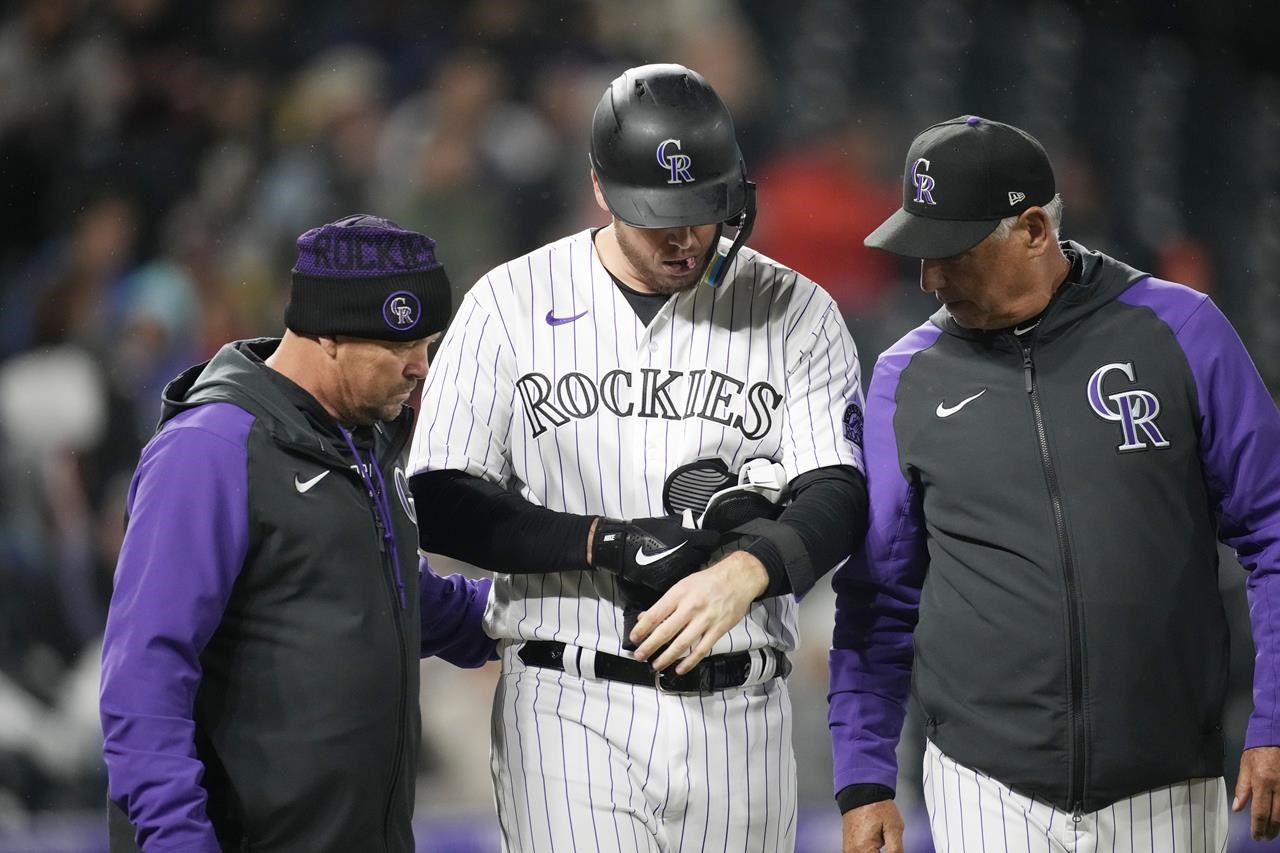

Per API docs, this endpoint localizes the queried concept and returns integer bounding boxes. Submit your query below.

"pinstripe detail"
[455,310,489,454]
[741,687,752,853]
[554,672,583,853]
[662,691,682,824]
[670,691,691,845]
[642,688,662,818]
[591,675,623,851]
[998,781,1010,852]
[1191,780,1199,853]
[924,738,939,842]
[620,684,645,850]
[782,283,818,340]
[761,666,774,848]
[424,299,470,453]
[695,258,718,453]
[977,765,987,851]
[923,740,1228,853]
[1027,795,1033,853]
[1152,788,1162,850]
[532,670,556,845]
[491,666,522,852]
[942,745,951,848]
[687,695,713,851]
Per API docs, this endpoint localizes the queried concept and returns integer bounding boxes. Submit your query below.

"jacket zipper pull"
[1071,802,1083,824]
[1021,344,1034,394]
[372,510,389,552]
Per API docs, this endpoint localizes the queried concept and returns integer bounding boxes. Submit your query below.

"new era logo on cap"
[865,116,1056,259]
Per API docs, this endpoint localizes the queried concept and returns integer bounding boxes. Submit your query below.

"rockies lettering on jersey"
[514,368,782,439]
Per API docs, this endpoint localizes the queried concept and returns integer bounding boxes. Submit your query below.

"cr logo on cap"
[383,291,421,331]
[656,138,694,184]
[911,158,937,206]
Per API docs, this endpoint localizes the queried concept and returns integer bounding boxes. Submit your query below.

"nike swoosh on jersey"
[936,389,988,418]
[635,541,686,566]
[546,309,588,326]
[294,470,330,493]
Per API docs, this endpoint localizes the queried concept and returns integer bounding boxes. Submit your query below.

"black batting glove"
[591,515,720,592]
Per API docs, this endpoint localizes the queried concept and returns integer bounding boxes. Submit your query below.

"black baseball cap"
[865,116,1056,259]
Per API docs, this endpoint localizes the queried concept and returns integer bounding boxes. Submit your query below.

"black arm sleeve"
[409,469,594,574]
[739,464,868,599]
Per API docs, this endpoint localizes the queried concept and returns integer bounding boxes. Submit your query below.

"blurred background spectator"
[0,0,1275,850]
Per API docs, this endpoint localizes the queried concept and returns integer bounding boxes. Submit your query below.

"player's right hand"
[590,515,720,592]
[842,800,904,853]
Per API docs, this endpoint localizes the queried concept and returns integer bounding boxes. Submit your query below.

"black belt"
[517,640,790,694]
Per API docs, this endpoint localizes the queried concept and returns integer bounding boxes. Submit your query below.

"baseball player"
[408,64,869,852]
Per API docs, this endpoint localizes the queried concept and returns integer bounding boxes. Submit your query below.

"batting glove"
[591,514,720,592]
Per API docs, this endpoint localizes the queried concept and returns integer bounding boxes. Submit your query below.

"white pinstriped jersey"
[409,228,864,656]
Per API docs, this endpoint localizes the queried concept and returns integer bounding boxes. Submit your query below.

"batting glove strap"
[591,516,719,592]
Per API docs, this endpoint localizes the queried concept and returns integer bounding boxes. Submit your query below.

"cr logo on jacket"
[1087,362,1170,452]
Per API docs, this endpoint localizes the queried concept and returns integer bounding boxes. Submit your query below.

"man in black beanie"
[100,215,497,852]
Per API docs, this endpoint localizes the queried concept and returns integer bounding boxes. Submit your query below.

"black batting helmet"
[590,63,750,229]
[589,63,756,287]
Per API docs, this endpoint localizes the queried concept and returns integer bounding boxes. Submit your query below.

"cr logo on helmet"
[656,138,694,184]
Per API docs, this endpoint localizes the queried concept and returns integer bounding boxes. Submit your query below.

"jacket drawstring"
[339,426,407,608]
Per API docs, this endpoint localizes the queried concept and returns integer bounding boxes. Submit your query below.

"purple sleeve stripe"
[1120,278,1280,747]
[100,402,254,851]
[828,321,940,794]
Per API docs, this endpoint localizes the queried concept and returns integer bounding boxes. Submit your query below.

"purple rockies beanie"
[285,214,452,341]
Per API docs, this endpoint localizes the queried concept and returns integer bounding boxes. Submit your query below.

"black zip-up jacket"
[102,339,427,852]
[829,243,1280,812]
